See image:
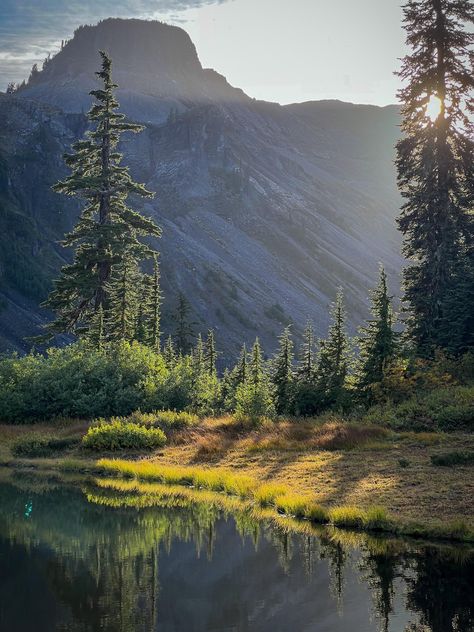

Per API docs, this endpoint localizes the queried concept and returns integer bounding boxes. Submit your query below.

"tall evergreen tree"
[296,320,316,382]
[356,266,398,395]
[163,335,176,366]
[139,257,161,350]
[174,292,195,354]
[106,257,140,342]
[396,0,474,355]
[271,326,294,414]
[43,51,161,338]
[316,290,350,408]
[235,338,274,420]
[204,329,217,376]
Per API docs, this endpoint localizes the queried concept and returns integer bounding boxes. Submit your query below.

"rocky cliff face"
[0,19,402,358]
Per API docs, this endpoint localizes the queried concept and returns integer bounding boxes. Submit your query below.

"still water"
[0,474,472,632]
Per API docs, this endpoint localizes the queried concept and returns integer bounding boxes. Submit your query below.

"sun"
[426,95,442,122]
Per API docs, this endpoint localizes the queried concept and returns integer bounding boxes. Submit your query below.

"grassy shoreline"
[1,416,473,543]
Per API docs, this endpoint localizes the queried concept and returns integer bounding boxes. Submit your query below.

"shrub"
[363,385,474,432]
[430,451,474,467]
[12,434,78,458]
[82,421,166,451]
[126,410,199,431]
[235,380,275,424]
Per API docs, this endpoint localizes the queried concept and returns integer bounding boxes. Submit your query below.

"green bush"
[430,451,474,467]
[363,385,474,432]
[126,410,199,431]
[235,381,275,424]
[82,421,166,451]
[0,341,196,423]
[12,435,78,458]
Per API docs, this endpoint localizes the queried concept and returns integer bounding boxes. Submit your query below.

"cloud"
[0,0,229,88]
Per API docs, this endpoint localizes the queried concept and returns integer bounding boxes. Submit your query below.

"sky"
[0,0,407,106]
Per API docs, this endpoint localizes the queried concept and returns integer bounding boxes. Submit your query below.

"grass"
[1,414,473,542]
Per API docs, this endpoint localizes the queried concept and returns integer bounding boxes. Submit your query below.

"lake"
[0,473,472,632]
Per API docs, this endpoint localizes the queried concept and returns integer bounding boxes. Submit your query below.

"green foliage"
[125,410,199,431]
[396,0,474,355]
[430,451,474,467]
[270,326,294,414]
[356,266,398,399]
[11,434,78,457]
[235,339,275,423]
[364,384,474,432]
[0,341,168,422]
[82,420,166,451]
[173,292,195,354]
[43,50,161,340]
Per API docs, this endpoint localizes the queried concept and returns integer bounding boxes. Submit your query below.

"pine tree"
[106,257,140,342]
[235,338,274,421]
[316,290,350,409]
[204,329,217,376]
[43,51,161,339]
[87,305,105,349]
[271,326,294,414]
[396,1,474,355]
[192,334,205,376]
[163,335,176,366]
[297,320,315,382]
[174,292,195,354]
[139,257,161,350]
[356,266,398,396]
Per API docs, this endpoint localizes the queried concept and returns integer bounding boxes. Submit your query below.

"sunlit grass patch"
[329,506,366,529]
[274,494,329,522]
[254,482,290,507]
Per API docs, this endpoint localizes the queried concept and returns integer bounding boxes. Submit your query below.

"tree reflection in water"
[0,473,472,632]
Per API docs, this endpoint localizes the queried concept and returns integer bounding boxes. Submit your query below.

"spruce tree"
[174,292,195,354]
[139,257,161,350]
[297,320,315,382]
[356,266,398,396]
[316,290,350,408]
[204,329,217,376]
[106,257,140,342]
[396,1,474,355]
[43,51,161,338]
[271,326,294,414]
[235,338,274,421]
[163,335,176,366]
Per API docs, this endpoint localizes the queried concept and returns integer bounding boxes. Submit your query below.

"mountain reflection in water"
[0,473,472,632]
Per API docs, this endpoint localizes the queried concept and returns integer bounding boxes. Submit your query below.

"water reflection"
[0,472,472,632]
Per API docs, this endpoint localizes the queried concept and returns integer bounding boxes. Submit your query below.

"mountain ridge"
[0,18,403,358]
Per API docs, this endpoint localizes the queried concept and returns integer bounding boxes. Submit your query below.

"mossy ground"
[0,416,472,539]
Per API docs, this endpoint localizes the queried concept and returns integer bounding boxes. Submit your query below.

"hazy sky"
[1,0,406,105]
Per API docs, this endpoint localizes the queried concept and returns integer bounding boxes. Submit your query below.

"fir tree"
[271,326,294,414]
[396,0,474,355]
[163,335,176,366]
[174,292,195,354]
[316,290,350,409]
[140,257,161,350]
[356,266,398,396]
[87,305,105,349]
[192,334,205,376]
[43,51,161,338]
[235,338,274,421]
[106,257,140,342]
[204,329,217,376]
[296,320,315,382]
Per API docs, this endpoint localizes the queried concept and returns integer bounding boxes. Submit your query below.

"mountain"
[0,18,402,359]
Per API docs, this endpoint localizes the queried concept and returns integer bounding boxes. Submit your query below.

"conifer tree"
[140,257,161,350]
[396,0,474,355]
[174,292,195,354]
[204,329,217,376]
[316,290,350,408]
[235,338,274,421]
[296,320,315,382]
[356,266,398,396]
[193,334,205,376]
[271,326,294,414]
[87,305,105,349]
[43,51,161,338]
[233,343,248,386]
[106,257,140,342]
[163,335,176,366]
